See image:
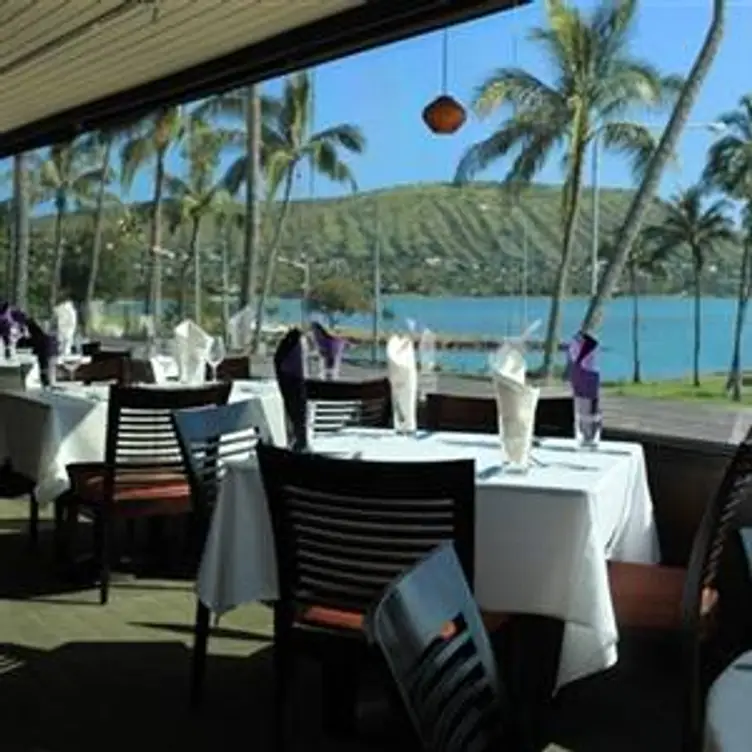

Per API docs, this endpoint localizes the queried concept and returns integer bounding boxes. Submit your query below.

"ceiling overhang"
[0,0,528,159]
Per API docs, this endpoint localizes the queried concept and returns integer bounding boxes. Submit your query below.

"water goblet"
[207,336,226,382]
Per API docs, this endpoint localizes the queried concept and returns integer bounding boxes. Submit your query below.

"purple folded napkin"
[311,321,347,370]
[0,303,28,353]
[567,331,600,408]
[274,328,308,451]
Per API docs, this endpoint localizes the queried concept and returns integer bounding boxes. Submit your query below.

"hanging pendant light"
[422,28,466,135]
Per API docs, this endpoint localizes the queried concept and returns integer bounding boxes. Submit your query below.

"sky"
[12,0,752,210]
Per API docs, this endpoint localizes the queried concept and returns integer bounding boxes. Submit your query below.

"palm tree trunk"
[629,263,641,384]
[251,170,295,353]
[727,241,752,401]
[49,197,67,315]
[147,147,166,321]
[220,222,231,340]
[5,204,14,301]
[541,143,586,380]
[189,217,201,325]
[240,85,262,314]
[11,154,29,311]
[693,266,702,388]
[582,0,726,334]
[85,135,113,335]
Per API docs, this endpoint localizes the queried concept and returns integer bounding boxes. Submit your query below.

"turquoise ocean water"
[271,295,749,382]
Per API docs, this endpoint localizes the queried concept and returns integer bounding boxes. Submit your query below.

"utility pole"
[371,198,382,365]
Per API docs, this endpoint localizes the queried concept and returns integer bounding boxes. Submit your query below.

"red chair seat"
[299,605,510,634]
[67,462,190,517]
[608,561,718,630]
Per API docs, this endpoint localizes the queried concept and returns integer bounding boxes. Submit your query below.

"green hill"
[17,181,743,308]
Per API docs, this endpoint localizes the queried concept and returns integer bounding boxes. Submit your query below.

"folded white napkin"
[419,328,436,371]
[489,341,527,393]
[138,314,155,339]
[489,341,537,464]
[386,335,417,432]
[228,306,254,351]
[54,300,78,356]
[174,319,212,384]
[497,383,539,465]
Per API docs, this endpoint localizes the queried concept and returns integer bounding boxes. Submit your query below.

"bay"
[272,294,747,382]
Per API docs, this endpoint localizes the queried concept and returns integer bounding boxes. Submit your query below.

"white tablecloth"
[0,380,286,504]
[704,651,752,751]
[0,352,41,390]
[197,428,659,689]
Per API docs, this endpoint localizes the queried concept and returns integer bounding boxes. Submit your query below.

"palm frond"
[472,68,563,118]
[308,124,365,154]
[454,118,543,183]
[309,141,358,192]
[599,121,658,181]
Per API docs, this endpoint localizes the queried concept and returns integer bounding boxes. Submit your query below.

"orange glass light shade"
[422,94,466,135]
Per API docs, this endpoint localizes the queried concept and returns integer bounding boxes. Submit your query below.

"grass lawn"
[603,375,752,405]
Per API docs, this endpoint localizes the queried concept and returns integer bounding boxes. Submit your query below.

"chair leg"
[273,629,293,752]
[28,490,39,548]
[322,654,359,738]
[190,600,211,709]
[95,512,112,605]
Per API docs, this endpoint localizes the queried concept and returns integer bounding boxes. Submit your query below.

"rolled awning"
[0,0,528,158]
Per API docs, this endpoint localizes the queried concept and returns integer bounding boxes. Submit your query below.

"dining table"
[197,426,659,690]
[0,379,287,505]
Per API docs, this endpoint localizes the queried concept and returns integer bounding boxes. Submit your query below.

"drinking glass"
[207,336,226,382]
[574,397,603,449]
[59,337,82,383]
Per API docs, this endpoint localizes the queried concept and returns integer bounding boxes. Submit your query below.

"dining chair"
[255,444,477,750]
[305,377,392,433]
[74,353,131,384]
[605,426,752,752]
[172,400,261,708]
[204,355,250,382]
[364,542,521,752]
[425,393,575,439]
[59,382,231,605]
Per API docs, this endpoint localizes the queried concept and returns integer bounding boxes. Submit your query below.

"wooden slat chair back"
[74,353,131,384]
[608,427,752,752]
[305,377,392,434]
[426,393,575,439]
[255,444,476,748]
[172,401,260,525]
[63,382,231,604]
[364,543,516,752]
[172,400,261,707]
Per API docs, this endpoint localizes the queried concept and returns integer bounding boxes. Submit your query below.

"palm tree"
[193,84,276,323]
[582,0,727,335]
[250,71,365,351]
[643,186,734,387]
[625,234,664,384]
[702,94,752,400]
[38,140,103,313]
[11,154,30,311]
[164,117,240,324]
[454,0,680,380]
[77,129,121,333]
[726,209,752,401]
[121,107,185,322]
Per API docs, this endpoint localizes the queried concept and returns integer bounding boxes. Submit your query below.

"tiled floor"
[0,496,720,752]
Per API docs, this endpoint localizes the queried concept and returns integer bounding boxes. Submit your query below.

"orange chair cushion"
[299,605,510,634]
[67,462,190,517]
[608,561,718,630]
